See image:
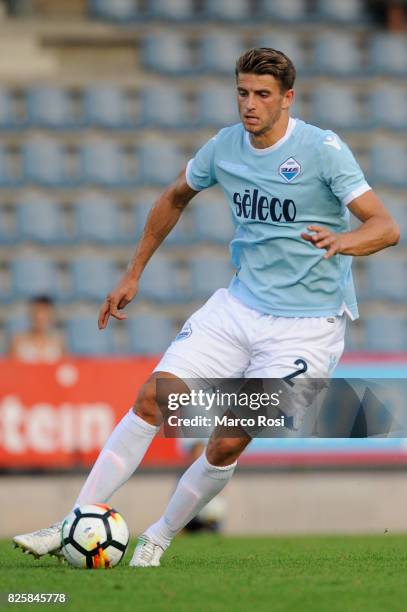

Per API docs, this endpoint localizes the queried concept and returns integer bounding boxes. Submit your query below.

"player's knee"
[206,437,245,466]
[133,380,160,426]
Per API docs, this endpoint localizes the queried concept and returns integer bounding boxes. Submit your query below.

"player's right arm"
[98,169,198,329]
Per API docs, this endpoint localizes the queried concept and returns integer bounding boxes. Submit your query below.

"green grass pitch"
[2,534,407,612]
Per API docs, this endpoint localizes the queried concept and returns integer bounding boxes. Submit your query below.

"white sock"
[145,452,236,549]
[74,409,159,508]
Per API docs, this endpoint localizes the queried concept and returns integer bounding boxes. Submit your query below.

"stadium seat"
[202,0,250,20]
[311,85,364,130]
[133,200,191,246]
[192,196,235,243]
[16,192,66,244]
[140,85,188,128]
[0,205,15,245]
[314,33,362,75]
[71,257,118,302]
[138,257,181,302]
[190,256,235,299]
[0,146,16,187]
[142,33,193,74]
[4,313,29,337]
[138,141,185,185]
[364,256,407,302]
[27,87,74,128]
[370,34,407,76]
[67,316,115,355]
[74,192,122,244]
[370,85,407,130]
[315,0,365,22]
[146,0,194,20]
[127,314,174,355]
[22,138,67,187]
[83,85,131,129]
[200,33,245,75]
[12,257,60,300]
[0,88,20,129]
[256,32,306,72]
[366,315,406,352]
[369,142,407,188]
[88,0,140,21]
[258,0,308,21]
[380,195,407,245]
[196,84,238,128]
[81,141,127,187]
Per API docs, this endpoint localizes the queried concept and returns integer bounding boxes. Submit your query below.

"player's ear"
[282,89,294,110]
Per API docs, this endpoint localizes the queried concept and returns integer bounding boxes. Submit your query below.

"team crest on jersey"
[279,157,301,183]
[174,323,192,341]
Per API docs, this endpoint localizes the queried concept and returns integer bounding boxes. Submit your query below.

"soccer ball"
[61,504,129,569]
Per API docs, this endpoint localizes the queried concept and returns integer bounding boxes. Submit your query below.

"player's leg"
[130,426,251,567]
[12,371,187,558]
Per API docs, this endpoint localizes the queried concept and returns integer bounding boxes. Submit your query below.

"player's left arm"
[302,190,400,259]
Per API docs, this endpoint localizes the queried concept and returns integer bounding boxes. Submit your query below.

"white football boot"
[129,535,165,567]
[13,522,63,559]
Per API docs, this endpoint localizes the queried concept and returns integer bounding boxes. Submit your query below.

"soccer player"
[13,48,399,565]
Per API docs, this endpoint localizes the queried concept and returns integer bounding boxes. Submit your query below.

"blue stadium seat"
[22,138,67,187]
[140,85,187,128]
[381,195,407,245]
[71,257,118,301]
[16,192,66,244]
[200,33,245,75]
[316,0,365,22]
[12,257,60,300]
[83,85,131,128]
[0,205,15,245]
[314,33,362,75]
[370,34,407,76]
[311,85,363,130]
[27,87,74,128]
[203,0,250,20]
[196,84,238,128]
[370,85,407,130]
[4,313,29,337]
[133,201,191,245]
[138,257,181,302]
[81,141,127,187]
[364,256,407,302]
[256,32,306,72]
[0,88,20,129]
[127,314,174,355]
[369,142,407,188]
[190,256,234,299]
[146,0,194,20]
[0,146,16,187]
[75,192,122,244]
[138,142,185,185]
[192,196,235,243]
[142,33,192,74]
[67,316,115,355]
[88,0,140,21]
[258,0,308,21]
[366,315,406,352]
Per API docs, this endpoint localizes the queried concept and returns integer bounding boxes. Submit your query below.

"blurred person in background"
[368,0,407,30]
[8,295,65,363]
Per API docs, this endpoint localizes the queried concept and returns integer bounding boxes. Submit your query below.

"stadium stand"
[0,0,406,355]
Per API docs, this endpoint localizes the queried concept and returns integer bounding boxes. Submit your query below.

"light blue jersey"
[186,118,371,319]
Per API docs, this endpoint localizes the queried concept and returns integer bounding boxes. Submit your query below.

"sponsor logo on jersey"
[175,323,192,341]
[279,157,301,182]
[233,188,297,222]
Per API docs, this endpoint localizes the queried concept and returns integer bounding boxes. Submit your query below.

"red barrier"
[0,359,183,469]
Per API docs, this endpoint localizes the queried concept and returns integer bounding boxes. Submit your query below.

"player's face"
[31,302,54,333]
[236,73,293,136]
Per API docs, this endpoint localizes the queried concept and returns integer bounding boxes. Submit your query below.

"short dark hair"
[235,48,296,92]
[30,295,54,307]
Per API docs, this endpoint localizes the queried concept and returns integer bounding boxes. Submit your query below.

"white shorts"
[155,289,346,381]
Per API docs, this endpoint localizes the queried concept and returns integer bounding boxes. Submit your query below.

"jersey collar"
[244,117,297,155]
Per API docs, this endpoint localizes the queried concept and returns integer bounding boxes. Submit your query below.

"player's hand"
[301,226,343,259]
[98,275,139,329]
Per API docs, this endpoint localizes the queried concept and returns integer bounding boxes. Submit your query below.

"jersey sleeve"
[185,135,218,191]
[319,132,371,206]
